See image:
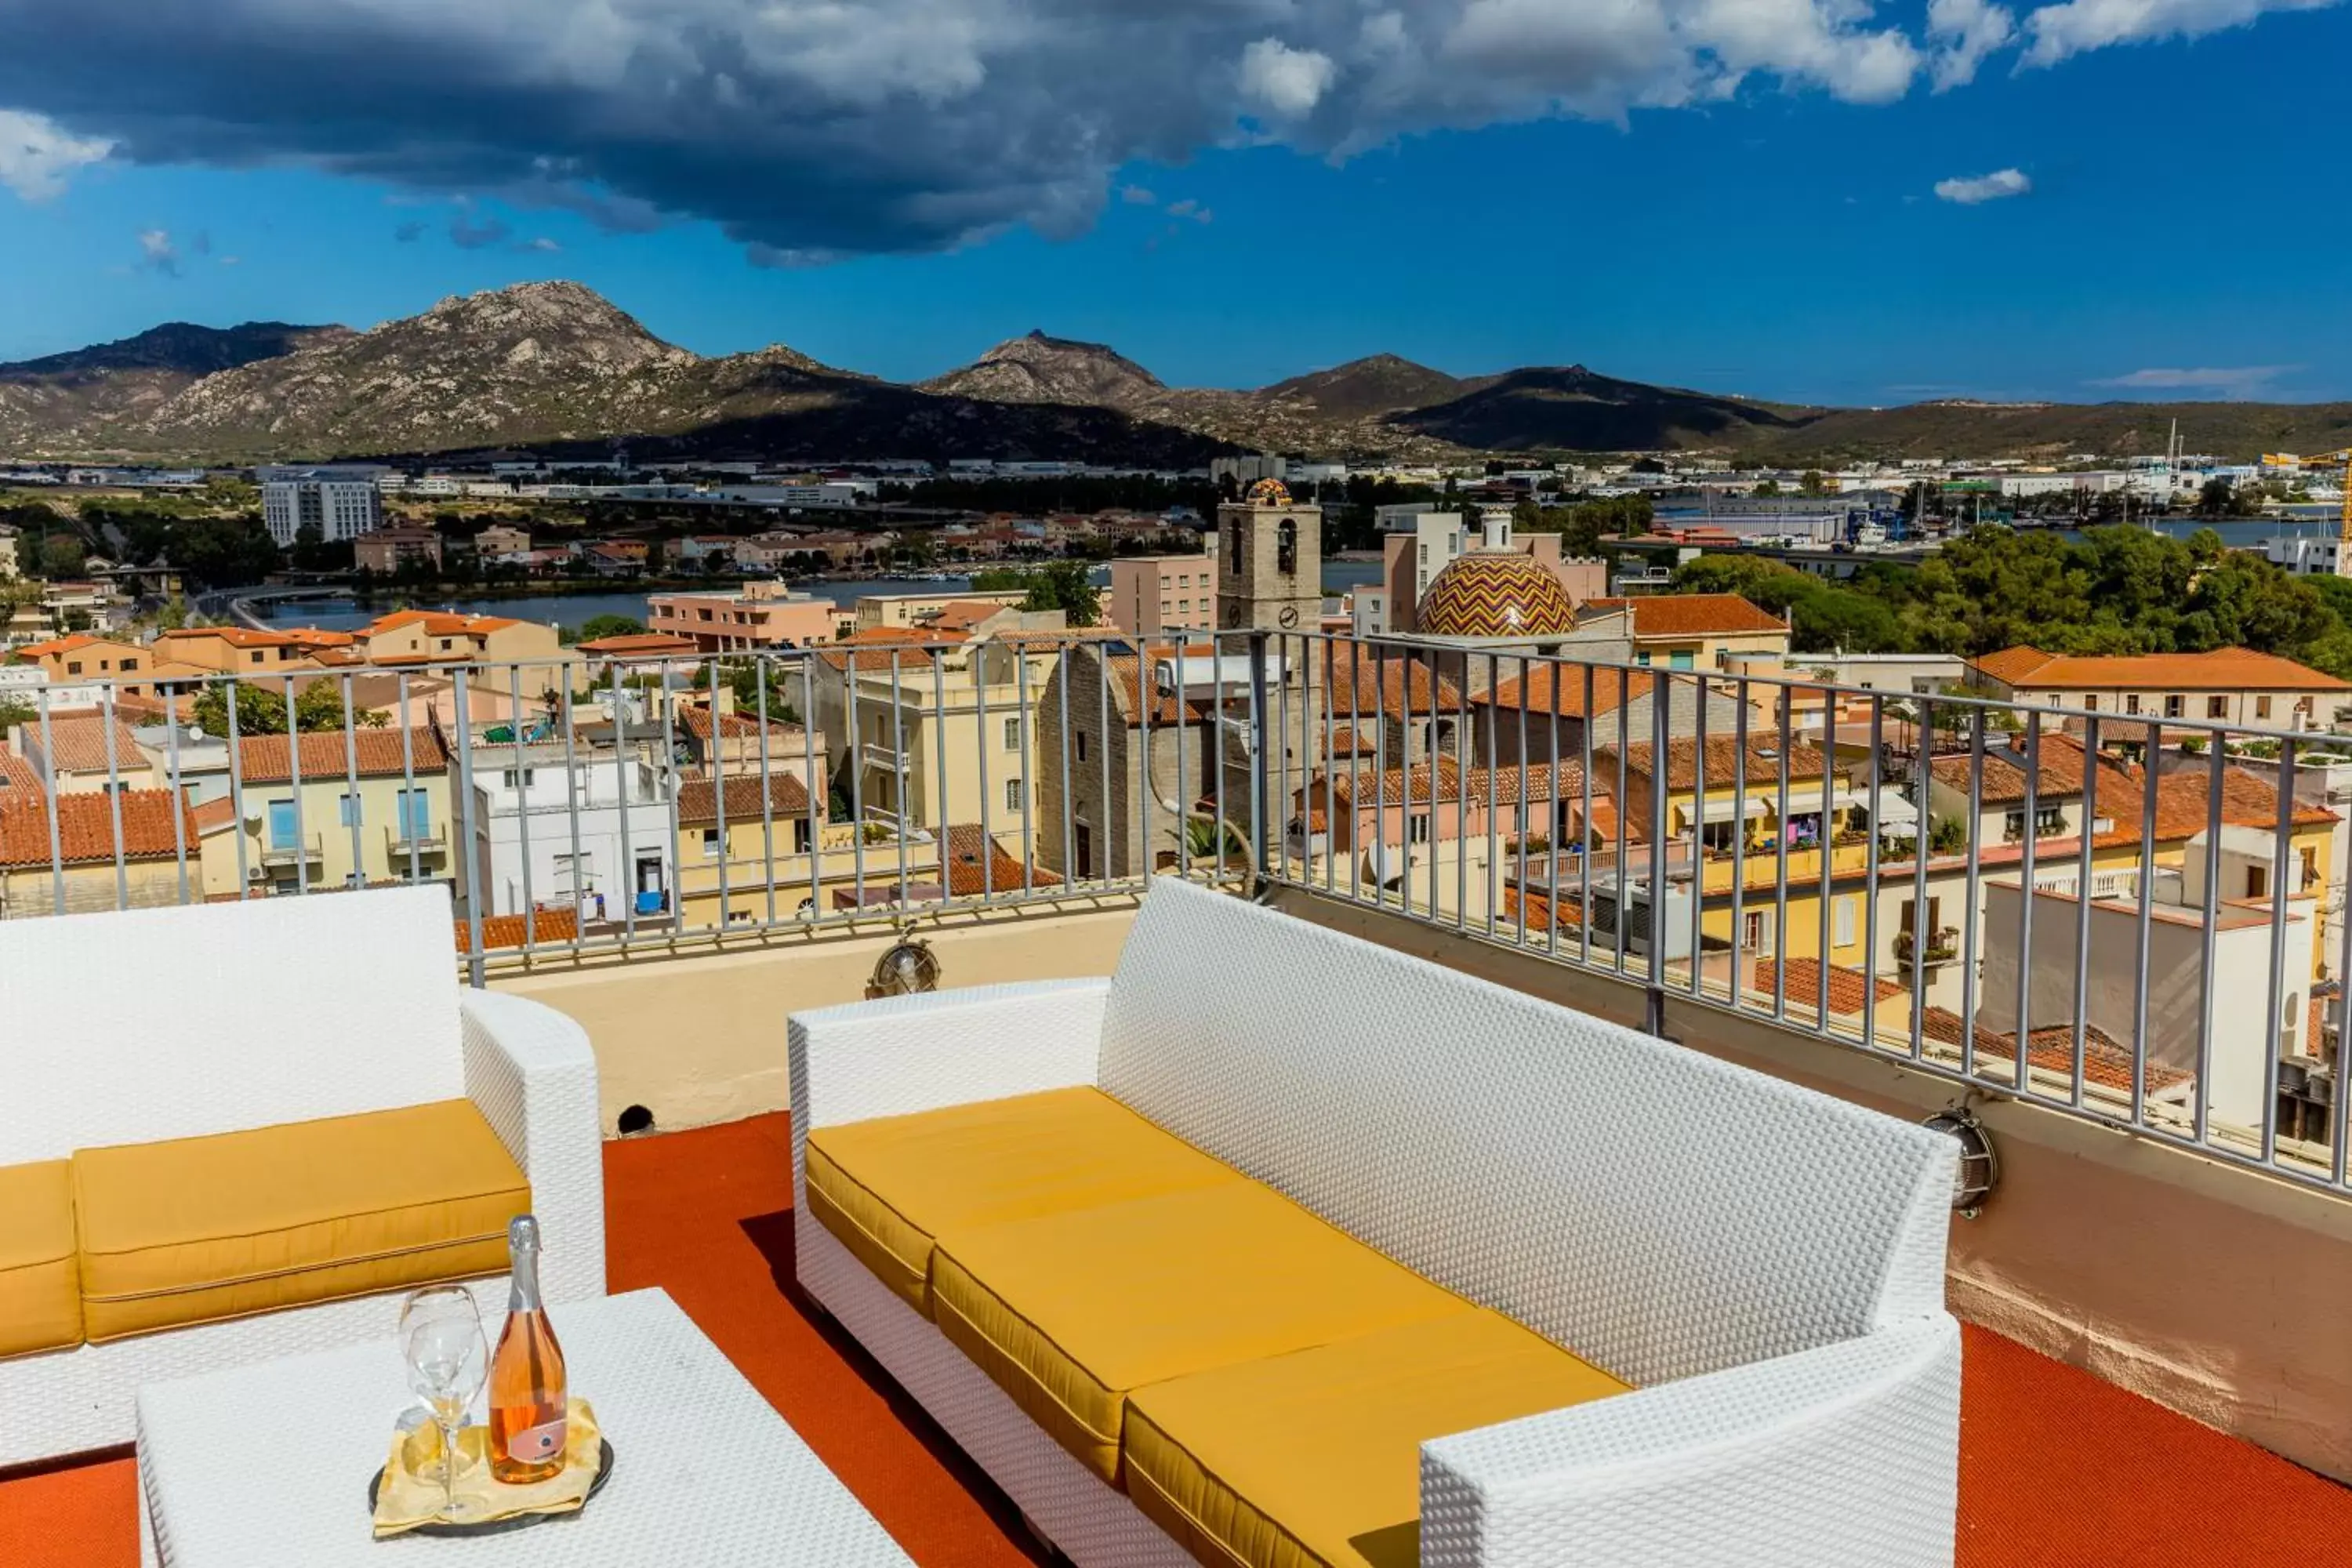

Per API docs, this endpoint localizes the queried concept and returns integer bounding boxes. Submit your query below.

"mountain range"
[5,281,2350,467]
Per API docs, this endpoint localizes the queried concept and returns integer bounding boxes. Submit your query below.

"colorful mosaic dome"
[1244,477,1293,506]
[1417,550,1578,638]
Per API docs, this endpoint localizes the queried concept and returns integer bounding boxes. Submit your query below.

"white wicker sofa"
[791,876,1961,1568]
[0,884,604,1465]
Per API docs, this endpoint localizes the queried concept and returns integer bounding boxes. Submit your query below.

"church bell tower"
[1215,478,1322,633]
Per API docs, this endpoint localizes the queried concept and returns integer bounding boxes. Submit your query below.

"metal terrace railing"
[5,628,2352,1196]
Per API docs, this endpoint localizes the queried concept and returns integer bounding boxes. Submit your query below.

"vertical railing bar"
[1579,664,1593,966]
[1817,704,1833,1036]
[1098,640,1114,893]
[1730,678,1749,1007]
[1863,695,1882,1051]
[1014,646,1033,902]
[37,693,63,913]
[1773,682,1791,1021]
[1546,658,1563,958]
[224,682,249,901]
[609,663,637,946]
[1485,651,1501,941]
[559,673,584,958]
[707,660,728,937]
[1615,681,1631,977]
[2262,738,2296,1166]
[2129,719,2157,1126]
[1960,707,1984,1077]
[1058,648,1076,891]
[1213,631,1230,895]
[102,686,128,909]
[2334,733,2352,1181]
[2195,740,2223,1144]
[510,667,536,949]
[1138,641,1153,884]
[2071,717,2099,1109]
[1453,650,1468,931]
[1371,644,1387,908]
[1909,697,1931,1059]
[661,677,683,931]
[931,643,952,900]
[454,668,484,982]
[848,649,869,907]
[284,676,308,896]
[1171,635,1188,884]
[1398,644,1416,919]
[755,657,777,926]
[895,649,913,911]
[398,675,420,885]
[1515,652,1531,946]
[1647,670,1668,1002]
[805,655,824,920]
[339,673,361,897]
[166,689,188,904]
[1690,673,1708,996]
[2016,714,2042,1098]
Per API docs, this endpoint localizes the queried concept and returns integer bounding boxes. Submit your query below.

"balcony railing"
[258,833,323,868]
[9,629,2352,1203]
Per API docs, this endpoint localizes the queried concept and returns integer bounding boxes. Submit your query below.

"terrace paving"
[5,1111,2351,1567]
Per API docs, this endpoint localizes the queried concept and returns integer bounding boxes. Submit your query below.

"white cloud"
[0,107,111,200]
[2092,365,2295,399]
[1119,184,1156,205]
[136,227,180,275]
[1238,38,1338,118]
[520,235,561,252]
[1934,167,2031,203]
[2024,0,2336,64]
[1927,0,2017,87]
[0,0,2319,260]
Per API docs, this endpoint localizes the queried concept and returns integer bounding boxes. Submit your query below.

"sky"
[0,0,2347,408]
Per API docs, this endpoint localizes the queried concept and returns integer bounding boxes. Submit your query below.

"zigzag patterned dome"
[1417,550,1578,638]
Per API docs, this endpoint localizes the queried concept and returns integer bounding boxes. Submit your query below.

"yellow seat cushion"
[931,1181,1475,1484]
[0,1160,82,1358]
[804,1087,1243,1316]
[73,1100,529,1342]
[1125,1311,1631,1568]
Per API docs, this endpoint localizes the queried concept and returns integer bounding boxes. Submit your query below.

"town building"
[1105,543,1218,637]
[463,741,673,923]
[260,469,385,548]
[352,527,445,575]
[0,784,197,919]
[198,728,452,898]
[852,590,1027,632]
[1969,646,2352,730]
[648,582,839,652]
[1572,593,1795,670]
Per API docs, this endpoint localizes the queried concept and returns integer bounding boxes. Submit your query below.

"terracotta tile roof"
[578,633,700,656]
[1322,757,1589,811]
[1752,957,1905,1014]
[1917,1012,2194,1097]
[818,627,967,673]
[676,771,810,826]
[1105,651,1214,727]
[27,715,143,776]
[13,633,108,658]
[2147,763,2339,837]
[0,787,194,867]
[1974,645,2352,694]
[680,705,802,742]
[235,727,448,782]
[942,823,1060,895]
[1928,733,2141,806]
[928,600,1011,631]
[190,795,238,832]
[0,750,43,793]
[1599,735,1828,789]
[1472,665,1653,717]
[156,626,303,649]
[1590,593,1788,639]
[1323,651,1464,717]
[458,907,581,953]
[1327,725,1379,757]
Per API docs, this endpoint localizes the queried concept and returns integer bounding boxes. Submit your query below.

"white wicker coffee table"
[136,1287,914,1566]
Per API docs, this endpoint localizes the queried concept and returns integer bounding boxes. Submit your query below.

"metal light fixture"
[865,920,941,999]
[1922,1102,1998,1218]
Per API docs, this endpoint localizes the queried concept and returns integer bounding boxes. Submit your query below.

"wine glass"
[400,1287,488,1522]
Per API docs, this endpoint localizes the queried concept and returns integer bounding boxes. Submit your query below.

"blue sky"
[1,0,2347,407]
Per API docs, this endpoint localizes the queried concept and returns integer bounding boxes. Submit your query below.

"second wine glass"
[399,1286,488,1523]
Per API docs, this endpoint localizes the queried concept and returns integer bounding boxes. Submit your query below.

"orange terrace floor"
[8,1111,2352,1568]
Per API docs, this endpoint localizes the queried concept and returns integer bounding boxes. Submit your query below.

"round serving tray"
[368,1439,615,1537]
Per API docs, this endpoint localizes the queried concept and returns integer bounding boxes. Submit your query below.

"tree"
[39,533,85,579]
[190,682,388,736]
[575,614,647,644]
[1752,479,1782,498]
[974,561,1101,626]
[724,659,805,724]
[1798,470,1831,498]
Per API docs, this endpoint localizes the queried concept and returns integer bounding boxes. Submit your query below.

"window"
[267,798,298,850]
[502,768,535,789]
[2164,695,2183,719]
[120,658,138,672]
[1076,731,1088,764]
[396,789,431,840]
[701,827,722,859]
[1075,822,1093,878]
[1419,543,1428,565]
[66,662,81,675]
[1743,909,1766,949]
[1276,519,1298,575]
[249,652,263,665]
[1004,777,1025,812]
[2083,695,2097,712]
[2125,694,2142,714]
[2257,695,2274,720]
[1834,896,1857,947]
[1406,811,1431,844]
[337,793,362,827]
[1669,652,1695,671]
[1003,717,1022,752]
[1635,652,1653,667]
[2247,864,2269,901]
[2207,695,2227,719]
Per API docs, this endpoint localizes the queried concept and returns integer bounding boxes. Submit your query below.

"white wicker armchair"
[0,884,604,1465]
[792,876,1960,1568]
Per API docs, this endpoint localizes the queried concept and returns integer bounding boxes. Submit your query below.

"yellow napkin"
[372,1399,604,1537]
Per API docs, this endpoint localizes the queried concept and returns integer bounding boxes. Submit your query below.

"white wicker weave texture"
[136,1289,913,1567]
[1418,1315,1961,1568]
[0,883,465,1163]
[460,989,608,1305]
[1098,877,1959,1388]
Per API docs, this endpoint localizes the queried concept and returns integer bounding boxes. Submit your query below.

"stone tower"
[1215,478,1323,633]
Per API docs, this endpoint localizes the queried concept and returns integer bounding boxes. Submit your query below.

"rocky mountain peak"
[919,329,1166,410]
